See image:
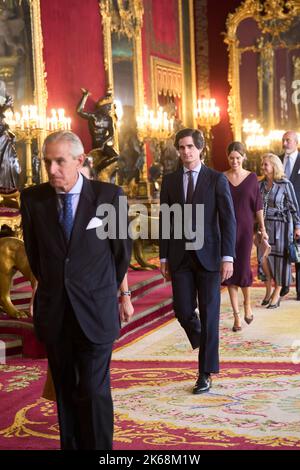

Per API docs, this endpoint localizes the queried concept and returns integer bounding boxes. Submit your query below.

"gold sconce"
[136,105,174,198]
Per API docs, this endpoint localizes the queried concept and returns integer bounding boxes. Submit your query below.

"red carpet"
[0,268,171,358]
[1,359,299,450]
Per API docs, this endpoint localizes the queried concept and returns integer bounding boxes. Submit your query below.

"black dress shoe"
[192,373,212,394]
[280,286,289,297]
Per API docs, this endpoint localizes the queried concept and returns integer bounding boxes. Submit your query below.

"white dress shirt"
[283,149,298,178]
[183,163,201,200]
[56,171,83,217]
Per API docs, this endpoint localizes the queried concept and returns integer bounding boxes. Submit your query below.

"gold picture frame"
[99,0,144,116]
[224,0,300,140]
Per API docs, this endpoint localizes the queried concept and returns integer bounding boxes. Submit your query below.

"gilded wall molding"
[150,57,183,110]
[28,0,47,119]
[28,0,48,182]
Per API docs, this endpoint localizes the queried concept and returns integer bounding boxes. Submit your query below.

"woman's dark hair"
[174,128,205,150]
[226,141,246,157]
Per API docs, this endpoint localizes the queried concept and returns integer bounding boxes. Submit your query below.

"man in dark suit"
[280,130,300,300]
[159,128,236,394]
[20,131,132,450]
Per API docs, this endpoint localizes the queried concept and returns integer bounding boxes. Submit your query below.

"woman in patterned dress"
[259,153,300,308]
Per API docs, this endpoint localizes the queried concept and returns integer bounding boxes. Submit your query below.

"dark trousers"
[296,262,300,295]
[282,262,300,295]
[46,307,113,450]
[171,252,221,374]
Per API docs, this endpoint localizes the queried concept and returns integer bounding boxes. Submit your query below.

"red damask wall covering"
[40,0,105,150]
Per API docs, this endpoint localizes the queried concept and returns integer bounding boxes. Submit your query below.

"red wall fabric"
[207,0,243,170]
[40,0,106,151]
[150,0,180,56]
[142,0,180,104]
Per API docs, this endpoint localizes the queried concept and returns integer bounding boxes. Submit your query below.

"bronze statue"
[0,237,35,318]
[0,86,21,189]
[77,88,119,182]
[118,132,145,185]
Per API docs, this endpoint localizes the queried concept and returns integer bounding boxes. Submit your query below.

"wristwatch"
[120,290,131,297]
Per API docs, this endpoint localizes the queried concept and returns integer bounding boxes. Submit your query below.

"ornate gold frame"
[224,0,300,140]
[29,0,47,118]
[0,1,47,115]
[28,0,48,182]
[99,0,144,116]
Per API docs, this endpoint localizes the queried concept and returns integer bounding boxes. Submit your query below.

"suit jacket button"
[65,258,70,263]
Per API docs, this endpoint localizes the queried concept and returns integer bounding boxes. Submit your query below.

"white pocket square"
[86,217,103,230]
[298,169,300,174]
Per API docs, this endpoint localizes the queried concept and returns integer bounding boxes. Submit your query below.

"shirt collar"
[183,162,202,174]
[55,172,83,195]
[285,149,298,161]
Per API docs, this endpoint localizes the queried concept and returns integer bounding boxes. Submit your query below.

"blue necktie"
[285,156,292,179]
[59,194,73,241]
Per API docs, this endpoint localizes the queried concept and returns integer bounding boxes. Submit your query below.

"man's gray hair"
[42,131,84,159]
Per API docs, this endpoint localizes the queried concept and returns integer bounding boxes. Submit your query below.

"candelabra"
[242,118,269,174]
[194,98,220,166]
[5,106,71,186]
[137,105,174,141]
[136,105,174,198]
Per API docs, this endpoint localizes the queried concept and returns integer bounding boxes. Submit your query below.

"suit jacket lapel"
[193,164,210,203]
[173,168,185,205]
[68,178,97,253]
[290,152,300,183]
[35,184,66,254]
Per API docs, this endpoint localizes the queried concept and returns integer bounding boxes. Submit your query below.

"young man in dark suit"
[21,131,133,449]
[159,128,236,394]
[280,130,300,300]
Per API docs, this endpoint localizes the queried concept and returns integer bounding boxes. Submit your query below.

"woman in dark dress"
[223,142,268,331]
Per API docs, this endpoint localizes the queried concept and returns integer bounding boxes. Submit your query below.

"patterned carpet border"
[1,359,300,450]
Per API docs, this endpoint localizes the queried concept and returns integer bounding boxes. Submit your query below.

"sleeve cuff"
[222,256,233,263]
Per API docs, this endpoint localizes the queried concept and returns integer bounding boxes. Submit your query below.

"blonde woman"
[223,141,267,331]
[259,153,300,308]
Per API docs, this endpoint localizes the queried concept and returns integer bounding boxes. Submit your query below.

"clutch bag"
[254,231,271,260]
[257,238,271,260]
[288,240,300,263]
